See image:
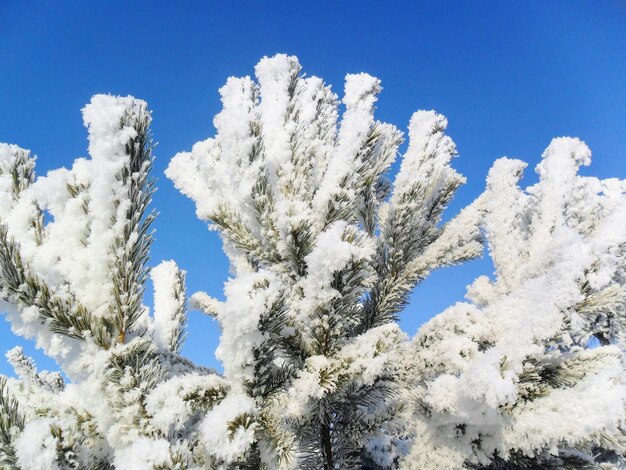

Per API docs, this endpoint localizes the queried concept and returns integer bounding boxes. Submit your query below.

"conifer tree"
[0,97,227,469]
[166,54,482,468]
[403,139,626,469]
[0,55,623,469]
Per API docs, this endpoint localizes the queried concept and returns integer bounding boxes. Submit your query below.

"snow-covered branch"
[0,55,623,469]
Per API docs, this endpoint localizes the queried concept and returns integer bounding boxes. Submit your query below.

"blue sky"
[1,1,625,375]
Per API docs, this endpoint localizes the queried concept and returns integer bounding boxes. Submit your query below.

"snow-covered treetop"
[167,54,481,324]
[0,96,158,369]
[166,54,484,467]
[0,55,623,470]
[0,95,216,469]
[406,136,626,469]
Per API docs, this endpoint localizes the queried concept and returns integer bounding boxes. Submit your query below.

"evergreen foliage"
[0,55,623,469]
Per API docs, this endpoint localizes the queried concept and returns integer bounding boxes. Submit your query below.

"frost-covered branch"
[0,377,23,469]
[167,54,481,468]
[0,96,226,469]
[403,138,626,469]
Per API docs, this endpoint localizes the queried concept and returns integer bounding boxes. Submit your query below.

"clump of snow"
[199,392,257,463]
[215,271,279,383]
[113,437,173,470]
[15,419,59,470]
[391,110,458,201]
[151,260,186,351]
[146,372,228,434]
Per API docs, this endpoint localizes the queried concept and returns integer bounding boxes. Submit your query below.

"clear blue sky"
[1,1,625,375]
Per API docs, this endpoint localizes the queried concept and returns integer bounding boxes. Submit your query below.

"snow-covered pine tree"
[403,139,626,469]
[166,54,483,469]
[0,54,623,470]
[0,96,229,469]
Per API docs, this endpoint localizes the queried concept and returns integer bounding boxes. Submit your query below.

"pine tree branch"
[0,224,112,348]
[109,107,156,344]
[0,377,24,469]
